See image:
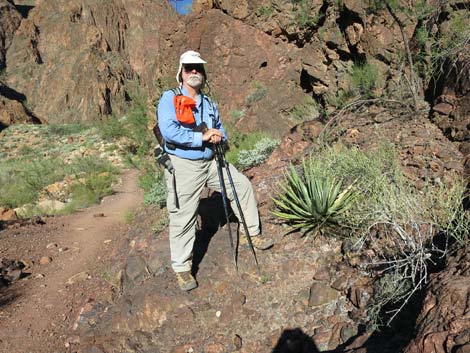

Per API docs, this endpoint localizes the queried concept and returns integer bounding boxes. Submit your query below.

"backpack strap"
[171,87,182,96]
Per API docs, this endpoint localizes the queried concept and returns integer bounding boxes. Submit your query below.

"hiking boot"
[240,234,274,250]
[175,271,198,291]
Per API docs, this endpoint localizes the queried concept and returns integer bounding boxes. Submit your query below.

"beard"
[186,74,203,88]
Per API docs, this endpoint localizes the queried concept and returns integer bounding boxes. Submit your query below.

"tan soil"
[0,169,143,353]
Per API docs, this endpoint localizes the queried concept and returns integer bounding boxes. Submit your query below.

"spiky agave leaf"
[272,162,357,236]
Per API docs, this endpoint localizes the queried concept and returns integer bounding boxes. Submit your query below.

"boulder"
[403,248,470,353]
[0,206,18,221]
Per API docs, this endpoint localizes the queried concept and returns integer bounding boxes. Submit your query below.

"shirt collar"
[180,85,208,107]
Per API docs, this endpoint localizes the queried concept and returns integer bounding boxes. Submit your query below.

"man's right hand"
[202,128,223,144]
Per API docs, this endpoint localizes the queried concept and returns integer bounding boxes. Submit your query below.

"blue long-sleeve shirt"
[157,86,226,160]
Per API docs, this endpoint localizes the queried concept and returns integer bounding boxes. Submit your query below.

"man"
[157,50,273,291]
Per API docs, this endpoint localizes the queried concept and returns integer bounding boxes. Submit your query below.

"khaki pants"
[164,155,260,272]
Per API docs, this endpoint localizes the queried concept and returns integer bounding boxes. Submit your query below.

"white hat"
[176,50,207,84]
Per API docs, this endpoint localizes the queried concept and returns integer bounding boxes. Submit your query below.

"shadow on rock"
[272,328,320,353]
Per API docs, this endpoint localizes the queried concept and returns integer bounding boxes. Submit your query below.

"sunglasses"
[183,64,204,73]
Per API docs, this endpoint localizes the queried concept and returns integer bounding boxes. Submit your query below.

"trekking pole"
[214,144,238,272]
[214,143,260,274]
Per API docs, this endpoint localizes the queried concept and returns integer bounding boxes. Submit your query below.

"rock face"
[5,0,146,123]
[403,248,470,353]
[431,53,470,179]
[0,0,426,133]
[0,0,22,69]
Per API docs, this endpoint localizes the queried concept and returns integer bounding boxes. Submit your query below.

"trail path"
[0,169,143,353]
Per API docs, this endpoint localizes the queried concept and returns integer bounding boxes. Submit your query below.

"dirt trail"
[0,169,143,353]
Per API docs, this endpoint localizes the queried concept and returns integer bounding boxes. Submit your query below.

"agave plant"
[272,161,357,237]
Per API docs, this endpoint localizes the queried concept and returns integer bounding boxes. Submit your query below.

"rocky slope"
[1,0,469,352]
[70,105,465,352]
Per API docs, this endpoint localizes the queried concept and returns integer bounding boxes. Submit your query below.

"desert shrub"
[0,158,65,208]
[427,12,469,81]
[68,171,116,209]
[229,109,245,123]
[350,62,380,98]
[257,5,274,17]
[99,116,128,140]
[290,96,322,122]
[46,123,86,136]
[245,81,267,104]
[290,0,325,28]
[272,142,469,328]
[0,156,118,210]
[237,137,280,170]
[223,127,267,166]
[325,89,355,109]
[143,170,167,208]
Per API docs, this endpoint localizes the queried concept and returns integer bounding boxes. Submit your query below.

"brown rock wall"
[0,0,22,69]
[4,0,178,123]
[170,9,305,135]
[404,248,470,353]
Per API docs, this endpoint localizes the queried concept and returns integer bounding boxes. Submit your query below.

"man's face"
[182,64,204,89]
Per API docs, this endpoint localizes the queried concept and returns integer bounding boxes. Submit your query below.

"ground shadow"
[0,286,21,308]
[192,191,238,276]
[272,328,320,353]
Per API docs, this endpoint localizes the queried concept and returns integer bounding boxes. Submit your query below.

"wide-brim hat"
[176,50,207,84]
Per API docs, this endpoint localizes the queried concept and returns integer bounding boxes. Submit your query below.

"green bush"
[290,96,322,122]
[257,5,274,17]
[229,109,245,123]
[99,117,128,140]
[325,89,355,109]
[143,170,167,208]
[46,123,86,136]
[237,137,280,170]
[246,81,267,104]
[350,62,380,98]
[224,128,267,166]
[0,156,118,211]
[68,171,115,209]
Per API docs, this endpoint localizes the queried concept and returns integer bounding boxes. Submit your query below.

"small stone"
[103,239,112,244]
[433,102,453,115]
[66,272,90,285]
[67,335,80,344]
[283,242,298,251]
[233,334,242,350]
[59,247,69,252]
[294,288,310,307]
[331,275,349,292]
[35,274,45,279]
[40,256,52,265]
[215,310,221,318]
[46,243,58,249]
[93,213,105,217]
[309,282,339,307]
